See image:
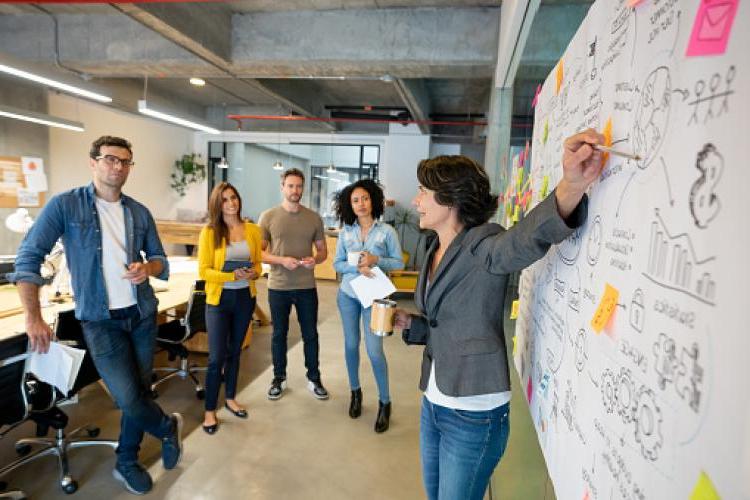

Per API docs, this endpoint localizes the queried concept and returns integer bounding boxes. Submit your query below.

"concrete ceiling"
[0,0,591,142]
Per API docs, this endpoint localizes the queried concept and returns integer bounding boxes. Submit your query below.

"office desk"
[0,270,199,343]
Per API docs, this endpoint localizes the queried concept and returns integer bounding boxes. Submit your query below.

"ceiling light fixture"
[217,157,229,169]
[189,77,206,87]
[137,100,220,134]
[0,104,84,132]
[0,63,111,103]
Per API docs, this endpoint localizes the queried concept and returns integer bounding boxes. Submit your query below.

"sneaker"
[307,379,329,400]
[267,377,287,400]
[161,413,183,470]
[113,462,153,495]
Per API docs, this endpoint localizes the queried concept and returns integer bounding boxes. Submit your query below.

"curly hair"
[333,178,385,226]
[416,155,498,228]
[89,136,132,159]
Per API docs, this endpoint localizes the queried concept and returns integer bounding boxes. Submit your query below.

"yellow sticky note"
[512,205,520,223]
[690,471,721,500]
[512,335,517,355]
[541,175,550,198]
[602,117,613,166]
[555,59,564,95]
[542,119,549,144]
[591,283,619,334]
[510,300,520,319]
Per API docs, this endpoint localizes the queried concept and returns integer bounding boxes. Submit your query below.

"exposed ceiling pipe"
[227,114,490,128]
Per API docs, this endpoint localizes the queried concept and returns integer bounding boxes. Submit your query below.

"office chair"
[0,335,31,500]
[0,310,118,495]
[152,280,208,399]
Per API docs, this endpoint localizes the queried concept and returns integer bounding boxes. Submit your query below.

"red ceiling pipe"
[227,114,489,127]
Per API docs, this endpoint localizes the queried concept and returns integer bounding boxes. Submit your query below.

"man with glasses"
[9,136,183,495]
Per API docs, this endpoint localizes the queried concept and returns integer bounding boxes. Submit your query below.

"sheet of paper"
[21,156,43,176]
[349,266,396,308]
[16,188,39,207]
[27,341,86,394]
[24,172,48,192]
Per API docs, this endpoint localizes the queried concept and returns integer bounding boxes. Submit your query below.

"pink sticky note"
[526,378,533,402]
[627,0,645,7]
[686,0,739,57]
[531,84,542,109]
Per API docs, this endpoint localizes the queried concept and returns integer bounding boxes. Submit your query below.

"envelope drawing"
[698,2,732,40]
[686,0,738,56]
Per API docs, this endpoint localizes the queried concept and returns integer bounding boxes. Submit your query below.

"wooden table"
[155,220,204,255]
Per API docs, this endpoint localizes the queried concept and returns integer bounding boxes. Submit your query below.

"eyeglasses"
[96,154,135,168]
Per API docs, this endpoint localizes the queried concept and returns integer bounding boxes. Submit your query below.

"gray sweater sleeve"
[486,189,588,275]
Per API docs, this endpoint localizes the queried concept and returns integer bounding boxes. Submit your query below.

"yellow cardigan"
[198,222,263,306]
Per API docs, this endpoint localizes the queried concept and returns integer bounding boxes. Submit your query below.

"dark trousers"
[268,288,321,381]
[81,305,172,466]
[204,288,255,411]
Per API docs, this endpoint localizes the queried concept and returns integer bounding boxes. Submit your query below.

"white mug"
[347,251,363,266]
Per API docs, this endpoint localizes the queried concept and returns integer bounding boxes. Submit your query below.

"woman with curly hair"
[333,179,404,433]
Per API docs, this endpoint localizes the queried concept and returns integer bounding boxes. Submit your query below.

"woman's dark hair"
[417,155,498,228]
[207,182,243,247]
[333,178,385,226]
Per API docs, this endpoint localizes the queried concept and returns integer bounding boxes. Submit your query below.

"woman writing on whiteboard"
[198,182,263,434]
[333,179,404,433]
[394,129,605,500]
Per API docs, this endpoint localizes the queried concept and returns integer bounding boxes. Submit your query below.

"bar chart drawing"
[643,209,717,306]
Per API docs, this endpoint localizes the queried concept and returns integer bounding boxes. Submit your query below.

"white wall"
[429,143,461,158]
[381,123,430,207]
[48,92,197,220]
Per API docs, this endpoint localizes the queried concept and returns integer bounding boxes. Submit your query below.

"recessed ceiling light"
[189,77,206,87]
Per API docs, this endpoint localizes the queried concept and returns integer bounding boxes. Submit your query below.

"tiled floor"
[1,279,553,499]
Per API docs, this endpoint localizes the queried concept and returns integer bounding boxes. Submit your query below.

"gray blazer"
[402,191,588,397]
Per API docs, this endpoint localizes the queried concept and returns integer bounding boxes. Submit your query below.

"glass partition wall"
[208,142,380,228]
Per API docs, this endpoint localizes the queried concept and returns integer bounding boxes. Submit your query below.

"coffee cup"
[347,251,363,266]
[370,298,396,337]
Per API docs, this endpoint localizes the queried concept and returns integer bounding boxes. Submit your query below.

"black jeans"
[204,288,255,411]
[80,305,172,465]
[268,288,321,381]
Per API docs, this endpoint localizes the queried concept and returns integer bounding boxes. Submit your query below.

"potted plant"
[170,153,206,197]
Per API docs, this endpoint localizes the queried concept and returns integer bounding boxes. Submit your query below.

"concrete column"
[483,86,513,204]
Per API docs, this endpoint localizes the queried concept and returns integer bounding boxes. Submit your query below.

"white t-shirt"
[95,197,136,309]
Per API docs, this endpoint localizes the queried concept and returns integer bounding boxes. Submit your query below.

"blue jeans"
[336,290,390,403]
[204,289,255,411]
[268,288,320,381]
[420,397,510,500]
[80,305,173,466]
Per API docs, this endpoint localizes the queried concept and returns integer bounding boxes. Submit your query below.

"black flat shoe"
[349,388,362,419]
[225,402,248,419]
[374,401,391,433]
[202,423,218,435]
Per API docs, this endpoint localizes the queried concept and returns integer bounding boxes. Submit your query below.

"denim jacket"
[8,183,169,321]
[333,220,404,301]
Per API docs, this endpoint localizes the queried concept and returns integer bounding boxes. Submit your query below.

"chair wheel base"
[62,479,78,494]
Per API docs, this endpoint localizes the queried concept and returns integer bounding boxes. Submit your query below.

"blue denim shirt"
[8,183,169,321]
[333,220,404,300]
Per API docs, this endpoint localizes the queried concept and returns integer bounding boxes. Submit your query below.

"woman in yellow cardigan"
[198,182,262,434]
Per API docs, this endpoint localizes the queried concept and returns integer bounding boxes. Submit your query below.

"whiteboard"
[513,0,749,498]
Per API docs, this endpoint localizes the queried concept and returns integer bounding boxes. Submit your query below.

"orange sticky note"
[555,59,564,95]
[627,0,645,6]
[690,471,721,500]
[510,300,520,320]
[591,283,619,334]
[601,117,613,166]
[582,489,591,500]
